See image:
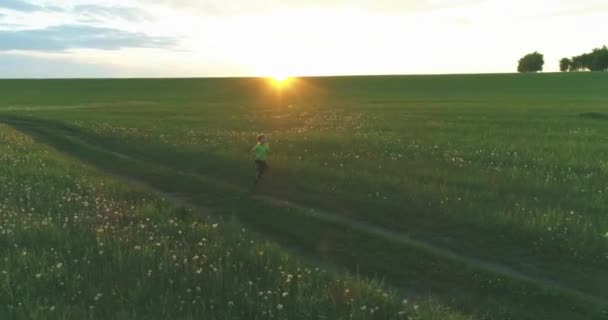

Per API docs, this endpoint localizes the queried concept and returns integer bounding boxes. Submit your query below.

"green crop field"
[0,72,607,319]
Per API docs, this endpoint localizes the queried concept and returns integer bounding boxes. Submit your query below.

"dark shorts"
[255,160,269,175]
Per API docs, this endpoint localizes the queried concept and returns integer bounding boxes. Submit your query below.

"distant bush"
[561,45,608,72]
[517,52,544,73]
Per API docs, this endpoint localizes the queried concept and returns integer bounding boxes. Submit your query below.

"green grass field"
[1,72,607,319]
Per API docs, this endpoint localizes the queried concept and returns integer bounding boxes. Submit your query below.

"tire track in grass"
[3,116,608,319]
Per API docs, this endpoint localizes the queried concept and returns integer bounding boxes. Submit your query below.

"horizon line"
[0,71,601,81]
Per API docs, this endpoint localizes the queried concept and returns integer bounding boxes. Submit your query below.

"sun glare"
[267,74,293,89]
[271,74,290,83]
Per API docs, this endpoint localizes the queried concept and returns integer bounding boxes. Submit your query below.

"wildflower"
[282,292,288,297]
[228,301,234,307]
[56,263,63,269]
[35,273,42,279]
[402,299,408,305]
[277,304,283,310]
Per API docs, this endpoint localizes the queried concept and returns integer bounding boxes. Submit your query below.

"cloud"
[0,0,39,12]
[0,25,177,51]
[0,52,118,78]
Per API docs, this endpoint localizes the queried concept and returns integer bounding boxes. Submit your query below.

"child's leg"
[253,161,268,187]
[254,161,262,185]
[259,161,268,178]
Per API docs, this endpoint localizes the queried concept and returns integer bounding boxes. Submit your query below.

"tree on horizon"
[559,58,571,72]
[560,45,608,72]
[517,52,544,73]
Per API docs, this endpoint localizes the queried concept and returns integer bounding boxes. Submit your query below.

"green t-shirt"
[252,143,271,160]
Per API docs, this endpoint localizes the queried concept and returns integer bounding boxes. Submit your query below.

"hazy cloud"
[73,5,154,22]
[0,52,118,78]
[0,25,177,51]
[140,0,484,15]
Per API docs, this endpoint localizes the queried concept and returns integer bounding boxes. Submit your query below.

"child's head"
[257,134,267,143]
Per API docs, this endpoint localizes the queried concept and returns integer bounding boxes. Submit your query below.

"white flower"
[56,263,63,269]
[277,304,283,310]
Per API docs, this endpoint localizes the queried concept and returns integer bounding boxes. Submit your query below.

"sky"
[0,0,606,78]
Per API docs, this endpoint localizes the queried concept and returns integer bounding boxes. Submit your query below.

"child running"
[251,134,271,188]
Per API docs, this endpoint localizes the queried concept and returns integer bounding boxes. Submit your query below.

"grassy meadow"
[0,72,607,319]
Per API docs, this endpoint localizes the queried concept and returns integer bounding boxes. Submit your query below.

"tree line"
[517,46,608,73]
